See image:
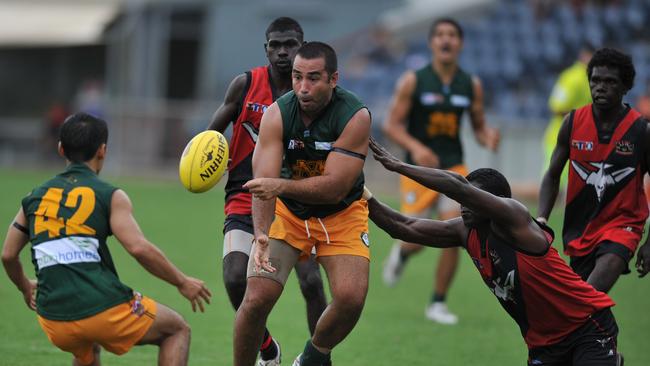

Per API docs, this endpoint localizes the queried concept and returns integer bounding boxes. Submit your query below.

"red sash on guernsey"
[564,105,648,257]
[224,66,274,216]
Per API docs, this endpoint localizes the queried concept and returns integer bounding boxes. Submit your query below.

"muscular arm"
[367,197,463,248]
[110,190,210,311]
[249,103,284,240]
[537,113,571,221]
[280,108,371,203]
[469,77,500,151]
[371,139,549,253]
[383,71,439,167]
[206,73,248,132]
[111,190,187,286]
[1,209,36,310]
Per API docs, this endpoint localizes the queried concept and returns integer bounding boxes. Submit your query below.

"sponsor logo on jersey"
[420,92,444,105]
[450,94,470,107]
[615,140,634,155]
[288,139,305,150]
[314,141,333,151]
[34,236,101,270]
[246,102,269,113]
[571,160,635,202]
[291,159,325,178]
[571,140,594,151]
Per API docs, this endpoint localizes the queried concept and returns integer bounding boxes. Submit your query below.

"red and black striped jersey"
[564,104,648,256]
[224,66,277,216]
[466,223,614,349]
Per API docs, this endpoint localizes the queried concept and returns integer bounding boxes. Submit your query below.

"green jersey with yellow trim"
[276,86,366,219]
[407,64,474,168]
[21,163,133,320]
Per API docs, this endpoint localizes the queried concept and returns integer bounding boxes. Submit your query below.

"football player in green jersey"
[236,42,371,366]
[382,18,499,324]
[2,113,211,366]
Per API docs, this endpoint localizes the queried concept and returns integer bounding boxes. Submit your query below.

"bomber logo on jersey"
[615,140,634,155]
[571,140,594,151]
[420,92,444,105]
[288,139,305,150]
[242,121,259,143]
[450,95,470,107]
[246,102,269,113]
[571,160,635,202]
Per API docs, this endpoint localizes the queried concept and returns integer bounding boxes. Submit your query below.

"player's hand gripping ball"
[179,130,229,193]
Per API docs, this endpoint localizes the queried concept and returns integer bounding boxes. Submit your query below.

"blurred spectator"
[73,79,106,118]
[43,101,69,159]
[637,80,650,119]
[542,44,594,188]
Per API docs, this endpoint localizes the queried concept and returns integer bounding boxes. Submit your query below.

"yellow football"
[179,130,229,193]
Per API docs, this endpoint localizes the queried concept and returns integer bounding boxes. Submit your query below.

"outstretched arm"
[245,108,371,204]
[366,192,463,248]
[248,103,284,273]
[469,77,500,151]
[110,190,212,312]
[1,209,36,311]
[537,113,571,222]
[370,138,549,254]
[206,73,248,132]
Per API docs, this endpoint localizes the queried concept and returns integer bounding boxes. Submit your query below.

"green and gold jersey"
[407,64,474,168]
[21,163,132,320]
[277,86,366,219]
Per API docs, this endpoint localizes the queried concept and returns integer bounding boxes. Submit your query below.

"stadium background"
[1,0,649,364]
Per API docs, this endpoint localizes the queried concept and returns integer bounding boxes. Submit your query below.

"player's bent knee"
[223,267,248,293]
[297,270,324,297]
[138,303,189,345]
[334,289,367,312]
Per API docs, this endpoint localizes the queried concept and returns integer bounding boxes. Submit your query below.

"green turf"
[0,168,648,365]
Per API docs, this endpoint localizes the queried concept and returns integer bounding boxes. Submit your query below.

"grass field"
[1,167,649,366]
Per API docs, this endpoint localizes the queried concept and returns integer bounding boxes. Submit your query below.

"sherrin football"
[179,130,229,193]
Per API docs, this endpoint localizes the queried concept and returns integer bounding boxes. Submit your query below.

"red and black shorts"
[569,241,634,281]
[528,308,620,366]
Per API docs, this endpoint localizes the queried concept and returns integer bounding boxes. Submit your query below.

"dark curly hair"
[587,48,635,91]
[466,168,512,198]
[59,113,108,163]
[266,17,303,41]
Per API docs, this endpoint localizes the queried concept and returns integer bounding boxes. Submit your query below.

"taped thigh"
[247,239,301,286]
[223,230,254,258]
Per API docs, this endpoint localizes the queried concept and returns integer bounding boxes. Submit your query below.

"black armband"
[331,147,366,160]
[13,222,29,235]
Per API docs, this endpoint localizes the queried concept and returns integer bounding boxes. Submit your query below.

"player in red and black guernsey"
[366,138,620,366]
[539,47,650,294]
[206,17,327,365]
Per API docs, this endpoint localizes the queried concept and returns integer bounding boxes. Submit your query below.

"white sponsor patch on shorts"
[34,236,101,270]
